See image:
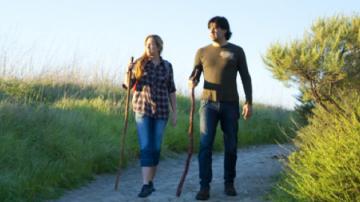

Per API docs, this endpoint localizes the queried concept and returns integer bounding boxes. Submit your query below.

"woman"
[123,34,177,198]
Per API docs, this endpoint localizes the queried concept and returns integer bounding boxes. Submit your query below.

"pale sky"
[0,0,359,109]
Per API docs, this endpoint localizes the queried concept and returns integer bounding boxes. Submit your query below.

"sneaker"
[149,181,156,192]
[195,187,210,200]
[137,181,155,198]
[224,183,237,196]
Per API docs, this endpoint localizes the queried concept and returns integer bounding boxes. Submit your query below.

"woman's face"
[145,37,159,57]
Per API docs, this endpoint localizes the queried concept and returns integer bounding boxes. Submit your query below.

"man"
[188,16,252,200]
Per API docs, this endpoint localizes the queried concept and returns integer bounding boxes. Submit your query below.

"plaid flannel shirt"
[130,58,176,119]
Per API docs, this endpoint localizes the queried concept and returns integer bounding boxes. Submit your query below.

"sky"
[0,0,359,109]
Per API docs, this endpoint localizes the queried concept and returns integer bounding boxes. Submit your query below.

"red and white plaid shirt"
[130,58,176,119]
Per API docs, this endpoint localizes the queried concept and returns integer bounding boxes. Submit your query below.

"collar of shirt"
[145,57,165,69]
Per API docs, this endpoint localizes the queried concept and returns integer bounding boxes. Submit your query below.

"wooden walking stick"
[176,86,195,197]
[114,56,134,190]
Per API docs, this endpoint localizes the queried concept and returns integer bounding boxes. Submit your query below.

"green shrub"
[275,92,360,202]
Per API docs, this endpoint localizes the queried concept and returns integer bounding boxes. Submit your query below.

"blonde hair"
[134,35,163,80]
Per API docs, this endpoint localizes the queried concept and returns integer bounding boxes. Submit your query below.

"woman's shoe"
[137,181,155,198]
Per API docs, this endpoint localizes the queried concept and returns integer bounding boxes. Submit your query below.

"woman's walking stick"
[114,56,134,190]
[176,86,195,197]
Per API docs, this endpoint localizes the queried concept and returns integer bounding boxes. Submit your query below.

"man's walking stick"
[176,86,195,197]
[114,56,134,191]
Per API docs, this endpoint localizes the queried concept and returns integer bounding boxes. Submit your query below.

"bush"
[277,92,360,201]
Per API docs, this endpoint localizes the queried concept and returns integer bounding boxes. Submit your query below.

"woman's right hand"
[123,60,135,87]
[126,60,135,73]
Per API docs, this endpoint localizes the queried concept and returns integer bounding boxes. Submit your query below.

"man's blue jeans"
[135,113,168,167]
[198,100,240,188]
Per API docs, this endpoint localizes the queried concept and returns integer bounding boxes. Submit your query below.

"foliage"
[278,92,360,202]
[264,15,360,113]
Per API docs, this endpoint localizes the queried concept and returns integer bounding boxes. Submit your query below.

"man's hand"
[188,80,197,89]
[242,103,252,120]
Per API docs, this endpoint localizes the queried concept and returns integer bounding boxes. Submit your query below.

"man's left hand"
[242,103,252,120]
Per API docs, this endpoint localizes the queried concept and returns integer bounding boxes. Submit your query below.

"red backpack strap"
[132,80,138,92]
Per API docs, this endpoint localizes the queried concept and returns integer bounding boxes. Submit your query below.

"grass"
[0,77,295,201]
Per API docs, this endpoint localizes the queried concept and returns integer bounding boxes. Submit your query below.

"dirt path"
[50,144,292,202]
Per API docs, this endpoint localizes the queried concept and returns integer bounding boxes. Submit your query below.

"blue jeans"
[135,113,168,167]
[198,100,240,188]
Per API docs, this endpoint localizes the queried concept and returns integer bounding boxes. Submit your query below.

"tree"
[264,15,360,115]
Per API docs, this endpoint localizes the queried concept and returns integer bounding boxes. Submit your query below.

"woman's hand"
[169,92,177,127]
[127,60,135,72]
[123,60,135,88]
[171,112,177,127]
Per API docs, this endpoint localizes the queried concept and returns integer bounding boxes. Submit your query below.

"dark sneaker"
[224,183,237,196]
[195,187,210,200]
[149,181,156,192]
[138,182,155,198]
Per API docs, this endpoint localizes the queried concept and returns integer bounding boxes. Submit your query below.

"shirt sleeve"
[167,63,176,94]
[189,48,203,84]
[238,48,253,105]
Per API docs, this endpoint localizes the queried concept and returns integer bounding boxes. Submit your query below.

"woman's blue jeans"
[135,113,168,167]
[198,100,240,188]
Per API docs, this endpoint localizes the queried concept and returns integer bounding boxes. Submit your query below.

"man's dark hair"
[208,16,232,40]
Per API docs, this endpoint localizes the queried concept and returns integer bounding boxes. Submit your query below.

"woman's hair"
[208,16,232,40]
[134,35,163,80]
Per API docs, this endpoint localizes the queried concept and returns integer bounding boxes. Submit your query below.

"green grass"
[238,103,294,147]
[0,77,294,201]
[0,101,124,201]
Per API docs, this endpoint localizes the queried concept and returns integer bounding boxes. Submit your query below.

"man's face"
[209,22,226,42]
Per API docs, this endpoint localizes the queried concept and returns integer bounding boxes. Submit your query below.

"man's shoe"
[224,183,237,196]
[196,187,210,200]
[137,182,155,198]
